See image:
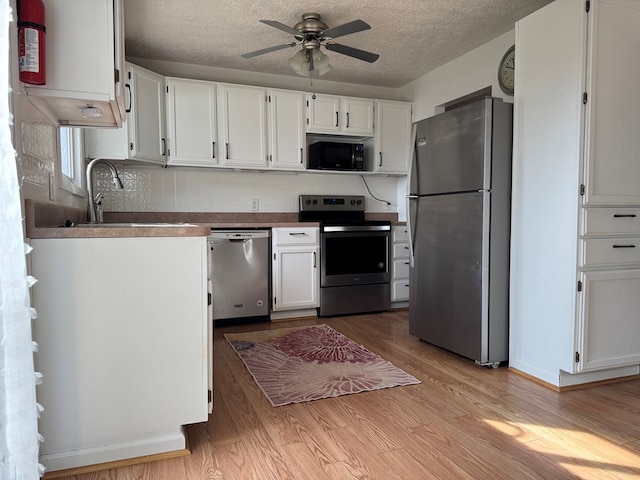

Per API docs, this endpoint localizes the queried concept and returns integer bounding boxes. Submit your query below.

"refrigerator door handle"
[406,196,417,267]
[406,123,418,268]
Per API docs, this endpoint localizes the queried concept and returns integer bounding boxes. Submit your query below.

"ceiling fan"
[241,13,380,77]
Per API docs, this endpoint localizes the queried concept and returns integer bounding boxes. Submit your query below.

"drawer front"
[584,208,640,235]
[273,227,319,246]
[392,227,409,243]
[393,243,410,259]
[583,238,640,267]
[392,258,410,279]
[391,280,410,302]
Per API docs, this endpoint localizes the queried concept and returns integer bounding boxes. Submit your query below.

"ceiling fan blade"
[322,20,371,39]
[259,19,300,36]
[325,43,379,63]
[241,43,296,59]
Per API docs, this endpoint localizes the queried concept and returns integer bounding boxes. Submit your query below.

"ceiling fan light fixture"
[289,49,333,77]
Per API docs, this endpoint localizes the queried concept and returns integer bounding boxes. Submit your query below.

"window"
[58,127,84,195]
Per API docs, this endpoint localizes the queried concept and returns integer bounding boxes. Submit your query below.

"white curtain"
[0,1,42,478]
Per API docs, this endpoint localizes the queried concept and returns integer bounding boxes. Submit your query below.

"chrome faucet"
[86,158,124,223]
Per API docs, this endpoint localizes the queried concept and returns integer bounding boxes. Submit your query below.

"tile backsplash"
[95,164,401,213]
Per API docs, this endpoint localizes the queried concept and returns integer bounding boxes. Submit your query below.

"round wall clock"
[497,45,515,95]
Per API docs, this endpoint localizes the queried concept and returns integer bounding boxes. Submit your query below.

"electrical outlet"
[251,198,259,211]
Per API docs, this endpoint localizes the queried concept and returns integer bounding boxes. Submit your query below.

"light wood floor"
[57,310,640,480]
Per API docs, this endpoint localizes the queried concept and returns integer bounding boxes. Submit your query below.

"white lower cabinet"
[272,227,319,312]
[579,269,640,372]
[391,225,410,302]
[30,236,211,471]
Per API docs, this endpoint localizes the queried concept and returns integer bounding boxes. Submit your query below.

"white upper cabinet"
[165,78,218,167]
[126,64,166,164]
[583,0,640,205]
[84,62,166,165]
[25,0,125,127]
[374,100,412,174]
[306,94,374,135]
[268,89,306,170]
[217,84,268,168]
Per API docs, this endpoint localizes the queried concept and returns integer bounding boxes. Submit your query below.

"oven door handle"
[323,225,390,233]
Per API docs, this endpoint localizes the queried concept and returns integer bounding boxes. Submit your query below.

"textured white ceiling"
[123,0,553,88]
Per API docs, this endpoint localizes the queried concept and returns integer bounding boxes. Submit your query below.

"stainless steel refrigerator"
[407,97,512,366]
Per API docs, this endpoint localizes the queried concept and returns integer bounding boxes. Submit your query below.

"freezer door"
[412,98,492,195]
[409,192,489,362]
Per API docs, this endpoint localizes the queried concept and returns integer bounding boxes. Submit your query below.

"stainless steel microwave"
[308,142,365,171]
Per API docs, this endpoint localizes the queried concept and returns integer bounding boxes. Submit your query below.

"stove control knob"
[312,199,318,205]
[357,200,362,205]
[351,200,356,205]
[305,199,311,205]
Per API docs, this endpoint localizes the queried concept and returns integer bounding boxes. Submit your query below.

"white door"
[342,97,374,135]
[127,63,166,164]
[578,269,640,371]
[273,246,319,311]
[269,89,305,169]
[166,78,218,167]
[375,100,412,174]
[218,84,268,167]
[307,94,340,133]
[584,0,640,205]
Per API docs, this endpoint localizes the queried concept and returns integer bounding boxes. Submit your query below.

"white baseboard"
[270,308,318,321]
[41,430,187,473]
[558,365,640,388]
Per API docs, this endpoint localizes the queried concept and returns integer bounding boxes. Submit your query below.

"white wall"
[393,30,517,222]
[399,31,516,121]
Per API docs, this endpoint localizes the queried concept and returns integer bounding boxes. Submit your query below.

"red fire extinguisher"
[18,0,46,85]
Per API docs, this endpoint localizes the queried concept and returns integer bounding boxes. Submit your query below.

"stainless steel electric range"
[299,195,391,317]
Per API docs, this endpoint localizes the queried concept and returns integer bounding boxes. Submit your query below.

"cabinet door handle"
[300,148,303,164]
[289,232,306,236]
[212,141,216,159]
[346,112,350,128]
[335,112,339,127]
[613,214,637,218]
[125,83,132,113]
[612,244,636,248]
[313,251,317,268]
[226,143,229,160]
[379,152,383,167]
[404,262,410,265]
[161,138,166,156]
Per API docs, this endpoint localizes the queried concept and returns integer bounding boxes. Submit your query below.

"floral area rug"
[225,324,421,407]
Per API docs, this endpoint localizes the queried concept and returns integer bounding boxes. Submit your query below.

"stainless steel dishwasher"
[209,229,270,325]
